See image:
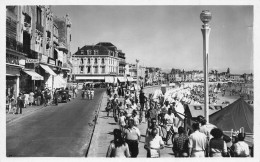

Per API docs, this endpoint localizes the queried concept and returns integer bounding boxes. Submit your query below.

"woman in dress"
[106,129,130,158]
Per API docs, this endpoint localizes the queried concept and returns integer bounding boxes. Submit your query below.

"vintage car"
[57,89,71,103]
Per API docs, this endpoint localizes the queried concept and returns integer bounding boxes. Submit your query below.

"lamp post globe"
[200,10,212,24]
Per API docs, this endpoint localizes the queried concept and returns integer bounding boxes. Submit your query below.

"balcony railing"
[6,36,25,54]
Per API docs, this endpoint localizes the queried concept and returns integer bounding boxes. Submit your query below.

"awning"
[23,70,44,80]
[54,75,67,88]
[118,77,127,82]
[105,76,114,83]
[76,76,105,80]
[40,64,57,76]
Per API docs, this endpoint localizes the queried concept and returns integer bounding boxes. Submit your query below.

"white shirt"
[145,135,164,157]
[119,116,126,126]
[234,141,250,157]
[188,130,208,151]
[164,113,176,125]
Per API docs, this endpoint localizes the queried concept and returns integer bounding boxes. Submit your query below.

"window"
[94,50,98,55]
[80,66,84,73]
[81,50,84,55]
[101,58,104,64]
[94,66,98,74]
[81,58,84,64]
[36,7,42,25]
[87,66,91,73]
[88,58,90,64]
[94,58,97,64]
[101,66,105,73]
[87,50,91,55]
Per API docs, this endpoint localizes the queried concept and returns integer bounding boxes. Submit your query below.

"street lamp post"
[200,10,212,124]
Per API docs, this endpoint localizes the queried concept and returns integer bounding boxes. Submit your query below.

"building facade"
[6,5,72,100]
[72,42,126,83]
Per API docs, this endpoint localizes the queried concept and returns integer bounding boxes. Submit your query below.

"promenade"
[88,86,175,157]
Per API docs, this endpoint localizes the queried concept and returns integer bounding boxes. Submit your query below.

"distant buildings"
[6,5,73,99]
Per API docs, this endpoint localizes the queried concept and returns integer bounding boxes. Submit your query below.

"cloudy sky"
[52,5,253,74]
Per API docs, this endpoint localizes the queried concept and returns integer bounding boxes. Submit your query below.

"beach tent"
[209,98,253,133]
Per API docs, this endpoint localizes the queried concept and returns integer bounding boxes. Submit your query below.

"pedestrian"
[16,93,23,114]
[72,86,75,99]
[82,89,85,99]
[119,111,126,132]
[24,92,29,108]
[144,128,164,158]
[173,127,189,157]
[146,103,158,127]
[208,128,227,157]
[146,118,163,137]
[139,91,147,112]
[90,88,94,100]
[132,110,139,127]
[233,133,250,157]
[197,115,216,139]
[37,89,42,106]
[53,89,59,106]
[123,119,141,157]
[164,108,178,145]
[106,129,130,158]
[188,123,208,157]
[85,88,89,99]
[29,91,34,106]
[75,86,78,98]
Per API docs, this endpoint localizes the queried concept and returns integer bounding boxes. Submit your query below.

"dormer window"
[94,50,98,55]
[87,50,91,55]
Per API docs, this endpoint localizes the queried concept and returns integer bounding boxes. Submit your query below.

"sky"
[52,5,253,74]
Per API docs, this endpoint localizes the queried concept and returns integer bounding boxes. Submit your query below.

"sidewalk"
[87,91,175,157]
[6,104,45,124]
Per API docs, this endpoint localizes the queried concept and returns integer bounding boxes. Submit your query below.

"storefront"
[6,61,25,99]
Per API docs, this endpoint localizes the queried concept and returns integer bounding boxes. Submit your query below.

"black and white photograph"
[2,0,260,161]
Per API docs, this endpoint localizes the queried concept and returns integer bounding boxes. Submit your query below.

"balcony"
[6,36,25,54]
[36,23,44,33]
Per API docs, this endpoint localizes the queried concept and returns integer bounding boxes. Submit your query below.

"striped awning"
[40,64,57,76]
[23,70,44,80]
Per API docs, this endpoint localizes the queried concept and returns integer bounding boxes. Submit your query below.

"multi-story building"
[72,42,126,84]
[6,5,72,99]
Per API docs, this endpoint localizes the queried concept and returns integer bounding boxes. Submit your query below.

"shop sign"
[19,59,26,65]
[25,59,39,64]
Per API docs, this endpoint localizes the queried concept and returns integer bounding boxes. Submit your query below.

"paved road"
[6,88,106,157]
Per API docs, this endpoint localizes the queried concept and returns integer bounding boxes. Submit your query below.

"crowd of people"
[6,86,73,114]
[105,84,252,158]
[80,83,95,100]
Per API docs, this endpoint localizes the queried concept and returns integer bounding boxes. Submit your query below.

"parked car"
[57,89,71,103]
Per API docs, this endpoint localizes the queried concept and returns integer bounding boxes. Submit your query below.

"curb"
[85,91,107,157]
